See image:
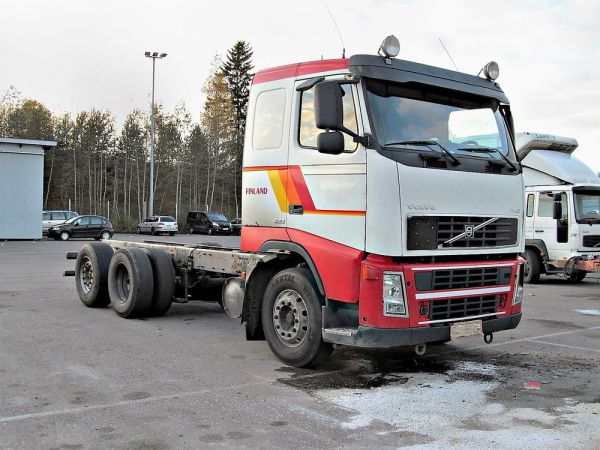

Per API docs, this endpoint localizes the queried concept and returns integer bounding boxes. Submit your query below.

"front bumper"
[323,313,522,347]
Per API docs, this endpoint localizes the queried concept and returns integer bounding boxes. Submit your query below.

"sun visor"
[349,55,509,103]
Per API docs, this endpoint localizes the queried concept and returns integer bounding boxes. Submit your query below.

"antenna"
[322,0,346,58]
[438,37,458,71]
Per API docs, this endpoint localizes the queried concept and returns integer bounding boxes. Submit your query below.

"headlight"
[212,221,219,227]
[512,265,524,305]
[383,272,408,317]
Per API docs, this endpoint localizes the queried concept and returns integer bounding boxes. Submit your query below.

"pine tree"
[220,41,253,216]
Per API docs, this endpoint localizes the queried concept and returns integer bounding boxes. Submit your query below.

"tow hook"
[484,333,494,344]
[415,343,427,356]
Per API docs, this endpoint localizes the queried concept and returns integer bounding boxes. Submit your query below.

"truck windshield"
[574,191,600,223]
[364,78,515,165]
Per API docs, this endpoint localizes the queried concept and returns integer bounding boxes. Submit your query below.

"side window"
[52,212,67,220]
[78,217,91,226]
[299,84,358,151]
[90,217,102,225]
[253,89,286,150]
[526,194,535,217]
[43,212,50,220]
[538,192,567,219]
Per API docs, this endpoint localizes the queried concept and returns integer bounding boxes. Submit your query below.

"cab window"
[526,194,535,217]
[538,192,567,219]
[299,84,358,151]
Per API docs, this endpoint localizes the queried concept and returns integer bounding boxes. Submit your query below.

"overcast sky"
[2,0,599,170]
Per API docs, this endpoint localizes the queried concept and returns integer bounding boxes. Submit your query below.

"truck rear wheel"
[143,248,175,316]
[75,242,114,307]
[108,248,153,318]
[523,248,541,284]
[261,268,332,367]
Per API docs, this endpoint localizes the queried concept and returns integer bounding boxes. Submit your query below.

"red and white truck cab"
[239,37,524,364]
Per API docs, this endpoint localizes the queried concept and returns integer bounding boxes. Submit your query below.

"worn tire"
[75,242,114,307]
[523,248,541,284]
[143,248,175,317]
[108,248,154,318]
[261,268,332,367]
[566,270,587,283]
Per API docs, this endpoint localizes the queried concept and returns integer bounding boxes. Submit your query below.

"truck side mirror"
[317,131,344,154]
[315,81,343,130]
[553,193,562,220]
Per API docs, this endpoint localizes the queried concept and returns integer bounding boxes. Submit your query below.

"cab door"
[286,79,366,250]
[534,191,570,260]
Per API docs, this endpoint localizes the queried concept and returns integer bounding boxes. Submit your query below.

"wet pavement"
[0,235,599,448]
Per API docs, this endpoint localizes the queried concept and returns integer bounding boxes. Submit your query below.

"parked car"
[136,216,178,236]
[42,210,79,234]
[187,211,232,235]
[47,215,113,241]
[231,218,242,235]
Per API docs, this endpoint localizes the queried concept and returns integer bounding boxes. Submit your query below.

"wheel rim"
[272,289,309,348]
[114,263,131,304]
[101,232,110,240]
[523,256,530,279]
[79,256,94,294]
[61,232,69,240]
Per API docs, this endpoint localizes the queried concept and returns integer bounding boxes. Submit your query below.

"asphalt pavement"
[1,233,599,449]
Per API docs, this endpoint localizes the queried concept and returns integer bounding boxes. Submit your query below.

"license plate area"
[450,319,483,340]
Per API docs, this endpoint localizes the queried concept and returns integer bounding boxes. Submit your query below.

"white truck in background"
[517,132,600,283]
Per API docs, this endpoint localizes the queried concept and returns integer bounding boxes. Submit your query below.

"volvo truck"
[67,36,524,367]
[517,132,600,283]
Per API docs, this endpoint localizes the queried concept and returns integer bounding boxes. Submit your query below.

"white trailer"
[517,132,600,282]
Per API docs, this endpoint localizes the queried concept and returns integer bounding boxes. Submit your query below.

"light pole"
[144,51,167,217]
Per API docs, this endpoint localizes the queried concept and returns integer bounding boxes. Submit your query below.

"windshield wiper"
[384,140,460,166]
[457,146,518,172]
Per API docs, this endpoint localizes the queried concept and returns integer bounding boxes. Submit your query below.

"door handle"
[534,229,544,232]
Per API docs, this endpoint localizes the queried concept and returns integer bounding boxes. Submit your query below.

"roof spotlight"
[379,35,400,58]
[483,61,500,80]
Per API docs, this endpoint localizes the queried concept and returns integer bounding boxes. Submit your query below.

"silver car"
[136,216,178,236]
[42,210,79,234]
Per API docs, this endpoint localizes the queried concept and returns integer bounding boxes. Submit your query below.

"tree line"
[0,41,253,231]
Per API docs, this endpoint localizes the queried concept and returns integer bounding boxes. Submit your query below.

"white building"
[0,138,57,239]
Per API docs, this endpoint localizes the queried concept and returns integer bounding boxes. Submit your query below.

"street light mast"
[144,51,167,217]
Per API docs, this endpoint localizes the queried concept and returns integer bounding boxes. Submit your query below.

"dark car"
[231,218,242,235]
[47,215,114,241]
[187,211,231,235]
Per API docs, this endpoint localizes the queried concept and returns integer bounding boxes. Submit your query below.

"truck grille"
[414,266,512,291]
[407,216,518,250]
[429,295,497,321]
[582,235,600,248]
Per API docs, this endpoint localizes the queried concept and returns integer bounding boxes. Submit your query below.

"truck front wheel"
[261,268,332,367]
[523,248,541,284]
[566,270,587,283]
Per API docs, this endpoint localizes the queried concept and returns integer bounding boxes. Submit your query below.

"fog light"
[419,303,428,316]
[383,272,408,317]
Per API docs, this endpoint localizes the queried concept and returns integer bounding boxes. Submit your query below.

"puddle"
[277,348,453,393]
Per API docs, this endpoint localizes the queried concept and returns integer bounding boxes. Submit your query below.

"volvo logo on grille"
[438,217,500,248]
[464,225,475,239]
